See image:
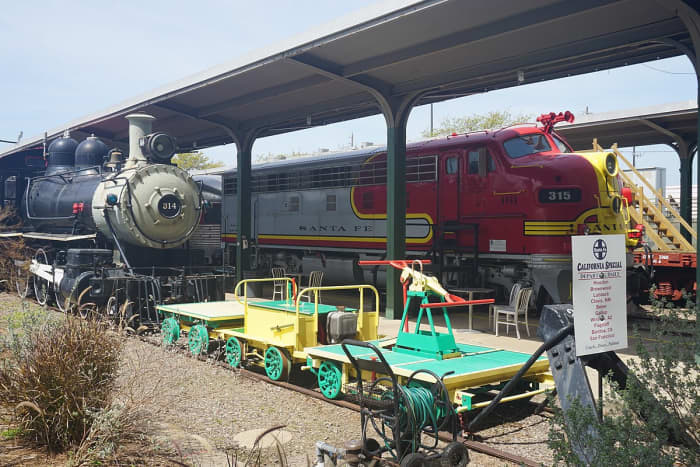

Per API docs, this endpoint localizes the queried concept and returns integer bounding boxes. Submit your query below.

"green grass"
[1,427,24,439]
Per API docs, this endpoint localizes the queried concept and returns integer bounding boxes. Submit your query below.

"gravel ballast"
[0,292,557,466]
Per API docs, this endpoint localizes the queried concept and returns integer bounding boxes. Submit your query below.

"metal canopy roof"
[557,100,699,151]
[0,0,692,161]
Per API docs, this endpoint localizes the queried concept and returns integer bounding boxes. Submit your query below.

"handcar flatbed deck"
[157,300,249,321]
[156,297,350,320]
[305,341,550,402]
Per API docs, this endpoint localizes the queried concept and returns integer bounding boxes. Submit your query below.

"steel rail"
[29,295,679,465]
[131,332,542,466]
[30,296,550,467]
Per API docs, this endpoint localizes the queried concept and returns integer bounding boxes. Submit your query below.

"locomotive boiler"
[12,113,211,320]
[23,113,201,250]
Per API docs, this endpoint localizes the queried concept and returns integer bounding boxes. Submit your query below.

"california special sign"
[572,234,627,356]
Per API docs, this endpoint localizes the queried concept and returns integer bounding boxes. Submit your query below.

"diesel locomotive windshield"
[503,133,552,158]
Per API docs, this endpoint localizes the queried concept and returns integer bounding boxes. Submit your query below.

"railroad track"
[134,331,543,467]
[10,294,547,465]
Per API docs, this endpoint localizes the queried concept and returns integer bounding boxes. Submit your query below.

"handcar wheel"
[161,317,180,346]
[187,324,209,356]
[32,249,51,306]
[318,361,343,399]
[264,346,290,381]
[440,442,468,467]
[225,336,243,367]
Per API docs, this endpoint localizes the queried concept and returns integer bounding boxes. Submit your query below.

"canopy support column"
[231,129,259,283]
[375,92,427,319]
[679,148,695,242]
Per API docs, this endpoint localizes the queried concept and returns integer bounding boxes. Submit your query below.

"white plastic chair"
[271,267,286,301]
[300,271,324,302]
[494,287,533,339]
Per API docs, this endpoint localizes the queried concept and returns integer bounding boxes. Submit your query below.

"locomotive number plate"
[158,194,182,218]
[538,188,581,203]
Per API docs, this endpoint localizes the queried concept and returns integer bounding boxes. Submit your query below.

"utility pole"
[632,146,636,167]
[430,103,434,136]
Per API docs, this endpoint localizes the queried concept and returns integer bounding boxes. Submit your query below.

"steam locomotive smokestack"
[125,113,155,168]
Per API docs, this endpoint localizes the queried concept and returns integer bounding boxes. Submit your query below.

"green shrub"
[0,309,123,452]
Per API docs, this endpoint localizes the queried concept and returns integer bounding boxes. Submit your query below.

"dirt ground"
[0,292,559,466]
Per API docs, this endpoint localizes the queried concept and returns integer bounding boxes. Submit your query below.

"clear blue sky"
[1,1,697,184]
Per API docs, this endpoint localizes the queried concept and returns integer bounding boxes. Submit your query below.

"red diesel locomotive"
[222,112,634,308]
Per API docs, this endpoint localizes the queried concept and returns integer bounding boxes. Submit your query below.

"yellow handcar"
[157,277,379,381]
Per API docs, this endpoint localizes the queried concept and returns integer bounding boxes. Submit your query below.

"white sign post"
[572,234,628,356]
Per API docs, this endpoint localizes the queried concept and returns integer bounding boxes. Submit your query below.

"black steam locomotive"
[5,114,228,326]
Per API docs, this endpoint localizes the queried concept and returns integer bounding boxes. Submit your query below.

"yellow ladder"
[593,140,696,252]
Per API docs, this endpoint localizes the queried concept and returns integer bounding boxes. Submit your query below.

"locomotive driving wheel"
[78,302,98,319]
[54,288,74,313]
[105,296,119,322]
[15,262,30,299]
[32,249,51,306]
[76,286,93,318]
[118,300,137,333]
[54,290,67,312]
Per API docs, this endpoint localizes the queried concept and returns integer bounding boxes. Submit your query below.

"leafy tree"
[171,151,224,170]
[423,110,531,137]
[255,151,311,163]
[548,289,699,466]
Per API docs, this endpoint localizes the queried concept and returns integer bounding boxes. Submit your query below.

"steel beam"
[197,75,331,118]
[392,19,684,96]
[240,91,373,136]
[342,0,617,78]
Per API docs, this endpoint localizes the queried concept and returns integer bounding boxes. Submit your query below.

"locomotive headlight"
[139,132,176,163]
[605,153,618,177]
